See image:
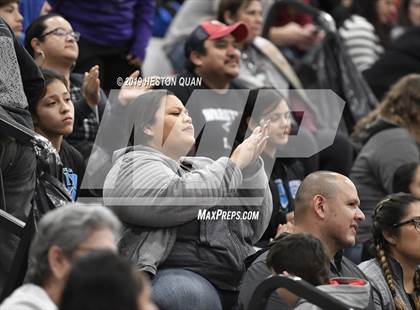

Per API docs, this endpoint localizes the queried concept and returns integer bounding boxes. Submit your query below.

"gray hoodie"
[103,145,272,290]
[350,119,420,243]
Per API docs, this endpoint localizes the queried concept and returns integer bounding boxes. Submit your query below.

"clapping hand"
[230,120,270,169]
[83,65,100,108]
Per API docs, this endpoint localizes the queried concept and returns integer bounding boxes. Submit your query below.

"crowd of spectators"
[0,0,419,309]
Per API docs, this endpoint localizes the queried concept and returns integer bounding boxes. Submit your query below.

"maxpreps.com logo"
[82,88,345,204]
[197,209,260,221]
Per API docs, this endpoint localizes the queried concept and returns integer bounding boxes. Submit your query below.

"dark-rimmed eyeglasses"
[39,28,80,41]
[393,218,420,232]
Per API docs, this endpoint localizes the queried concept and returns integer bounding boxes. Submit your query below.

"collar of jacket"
[331,250,344,275]
[387,255,405,289]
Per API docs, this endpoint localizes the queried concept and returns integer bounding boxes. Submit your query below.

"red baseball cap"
[185,20,248,57]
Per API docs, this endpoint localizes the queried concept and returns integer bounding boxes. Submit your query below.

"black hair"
[129,89,175,146]
[266,233,330,286]
[351,0,378,22]
[393,162,420,194]
[372,193,420,310]
[30,68,69,114]
[184,27,208,73]
[235,88,287,144]
[373,192,419,252]
[246,88,287,123]
[24,13,61,57]
[350,0,392,48]
[217,0,260,23]
[398,0,417,27]
[60,250,147,310]
[0,0,19,7]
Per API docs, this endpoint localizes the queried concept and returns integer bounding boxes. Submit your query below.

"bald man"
[238,171,368,310]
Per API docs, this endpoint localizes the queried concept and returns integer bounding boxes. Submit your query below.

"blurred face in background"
[40,0,51,15]
[235,0,263,44]
[408,0,420,26]
[0,1,23,38]
[376,0,397,24]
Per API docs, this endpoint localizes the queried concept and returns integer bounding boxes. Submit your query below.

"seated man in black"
[238,171,369,310]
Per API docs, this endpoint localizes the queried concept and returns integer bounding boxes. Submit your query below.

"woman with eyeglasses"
[359,193,420,310]
[237,89,304,245]
[24,13,108,160]
[350,74,420,264]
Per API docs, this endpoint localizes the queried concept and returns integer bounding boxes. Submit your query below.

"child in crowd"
[266,233,330,308]
[30,69,84,200]
[25,14,108,160]
[267,233,373,310]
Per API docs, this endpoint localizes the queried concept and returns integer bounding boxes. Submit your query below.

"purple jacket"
[50,0,155,60]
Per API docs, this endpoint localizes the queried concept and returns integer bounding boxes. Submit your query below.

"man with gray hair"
[0,204,121,310]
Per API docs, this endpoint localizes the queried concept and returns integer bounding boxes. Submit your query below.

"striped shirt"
[339,15,384,72]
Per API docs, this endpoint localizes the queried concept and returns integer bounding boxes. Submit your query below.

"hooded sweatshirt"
[350,118,420,243]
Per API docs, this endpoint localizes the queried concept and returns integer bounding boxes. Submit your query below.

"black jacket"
[260,152,304,243]
[0,18,44,293]
[364,27,420,101]
[297,32,378,134]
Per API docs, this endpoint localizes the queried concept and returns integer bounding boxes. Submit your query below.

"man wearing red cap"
[150,21,268,310]
[163,20,250,160]
[184,20,248,87]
